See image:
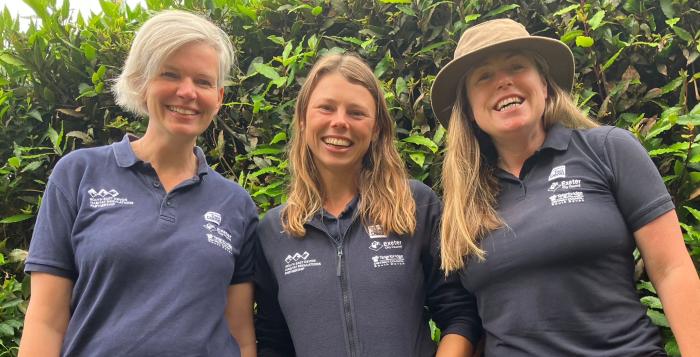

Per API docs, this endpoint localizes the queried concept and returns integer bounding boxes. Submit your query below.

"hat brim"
[430,36,574,128]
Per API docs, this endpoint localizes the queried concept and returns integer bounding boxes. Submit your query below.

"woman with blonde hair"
[20,10,256,356]
[254,53,481,356]
[433,18,700,355]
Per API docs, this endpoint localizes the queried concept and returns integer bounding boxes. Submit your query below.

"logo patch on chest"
[284,251,322,275]
[371,254,405,268]
[87,188,134,208]
[548,165,566,181]
[366,224,387,239]
[202,211,233,254]
[368,240,403,251]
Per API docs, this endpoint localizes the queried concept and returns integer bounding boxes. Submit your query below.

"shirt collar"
[481,122,572,165]
[112,134,210,178]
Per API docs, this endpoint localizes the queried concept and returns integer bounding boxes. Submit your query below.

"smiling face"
[144,41,224,142]
[303,72,377,178]
[465,51,548,142]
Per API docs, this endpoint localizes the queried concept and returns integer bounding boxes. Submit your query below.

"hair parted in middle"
[112,9,235,117]
[440,50,598,273]
[281,53,416,237]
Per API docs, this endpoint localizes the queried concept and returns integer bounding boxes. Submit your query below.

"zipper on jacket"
[336,245,343,277]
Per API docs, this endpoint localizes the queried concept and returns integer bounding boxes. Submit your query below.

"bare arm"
[226,282,256,357]
[18,272,72,357]
[635,210,700,355]
[436,333,474,357]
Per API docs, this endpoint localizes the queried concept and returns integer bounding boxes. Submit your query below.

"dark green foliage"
[1,0,698,354]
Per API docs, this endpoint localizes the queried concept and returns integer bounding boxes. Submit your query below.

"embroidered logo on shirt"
[549,192,585,206]
[284,251,321,275]
[371,254,405,268]
[367,224,387,239]
[87,188,134,208]
[202,211,233,254]
[548,165,566,181]
[204,211,222,225]
[369,240,403,251]
[547,179,581,192]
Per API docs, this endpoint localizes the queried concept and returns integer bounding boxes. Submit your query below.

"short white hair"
[112,10,235,117]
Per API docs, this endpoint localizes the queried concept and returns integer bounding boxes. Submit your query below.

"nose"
[329,109,350,129]
[495,70,513,89]
[176,78,197,100]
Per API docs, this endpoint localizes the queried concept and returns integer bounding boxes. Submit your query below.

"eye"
[161,71,178,79]
[349,110,368,118]
[317,104,333,113]
[196,78,215,87]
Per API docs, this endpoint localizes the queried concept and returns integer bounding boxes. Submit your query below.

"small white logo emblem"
[548,165,566,181]
[367,224,387,239]
[284,251,321,275]
[372,254,405,268]
[549,191,585,206]
[87,188,133,208]
[204,211,222,225]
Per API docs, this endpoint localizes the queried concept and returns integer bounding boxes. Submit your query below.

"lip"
[166,105,200,115]
[321,135,353,150]
[492,94,525,111]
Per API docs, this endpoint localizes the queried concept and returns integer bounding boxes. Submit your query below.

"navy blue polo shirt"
[26,135,257,357]
[460,124,672,356]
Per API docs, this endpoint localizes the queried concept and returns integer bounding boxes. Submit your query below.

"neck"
[131,130,198,177]
[492,126,546,177]
[318,166,360,217]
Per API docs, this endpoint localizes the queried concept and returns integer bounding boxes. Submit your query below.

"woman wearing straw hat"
[433,18,700,355]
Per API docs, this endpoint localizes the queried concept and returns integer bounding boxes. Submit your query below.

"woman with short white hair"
[20,10,257,357]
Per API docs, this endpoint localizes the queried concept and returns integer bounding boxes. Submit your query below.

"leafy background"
[1,0,699,355]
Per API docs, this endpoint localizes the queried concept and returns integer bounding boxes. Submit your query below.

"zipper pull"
[336,246,343,277]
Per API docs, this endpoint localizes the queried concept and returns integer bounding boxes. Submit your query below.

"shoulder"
[49,144,116,188]
[257,205,285,240]
[571,125,637,146]
[409,179,439,204]
[204,170,255,207]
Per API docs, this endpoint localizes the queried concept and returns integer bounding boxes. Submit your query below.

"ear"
[217,87,225,107]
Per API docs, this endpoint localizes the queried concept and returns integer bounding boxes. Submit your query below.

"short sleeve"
[25,179,78,279]
[230,196,258,284]
[603,128,674,231]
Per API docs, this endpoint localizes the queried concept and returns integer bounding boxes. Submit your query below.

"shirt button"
[153,181,161,188]
[166,200,172,206]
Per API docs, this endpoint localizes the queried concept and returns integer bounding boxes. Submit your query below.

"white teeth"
[495,97,524,111]
[323,137,351,147]
[168,106,197,115]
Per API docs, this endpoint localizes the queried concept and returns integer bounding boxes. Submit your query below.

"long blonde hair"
[440,51,598,273]
[282,54,416,237]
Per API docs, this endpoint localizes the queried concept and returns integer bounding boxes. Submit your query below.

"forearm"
[436,333,473,357]
[652,264,700,355]
[18,311,68,357]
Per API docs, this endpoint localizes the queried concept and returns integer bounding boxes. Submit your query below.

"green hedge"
[1,0,699,354]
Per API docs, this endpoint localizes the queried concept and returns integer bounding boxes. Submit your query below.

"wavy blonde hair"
[282,54,416,237]
[440,51,598,273]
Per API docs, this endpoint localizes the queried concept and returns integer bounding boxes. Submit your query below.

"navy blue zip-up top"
[254,180,482,357]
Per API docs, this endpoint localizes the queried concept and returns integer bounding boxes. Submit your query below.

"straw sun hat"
[430,18,575,128]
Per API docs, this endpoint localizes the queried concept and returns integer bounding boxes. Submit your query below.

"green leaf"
[588,10,605,30]
[646,309,669,327]
[0,53,25,67]
[0,214,33,224]
[311,6,322,16]
[684,206,700,221]
[21,160,43,172]
[602,47,626,71]
[575,36,594,48]
[464,14,480,23]
[378,0,411,3]
[0,323,14,336]
[640,296,663,309]
[270,132,287,144]
[8,156,20,169]
[671,26,693,42]
[267,35,285,45]
[561,30,584,44]
[252,63,280,80]
[395,77,407,96]
[676,114,700,126]
[397,5,416,17]
[484,4,520,18]
[248,147,283,156]
[414,41,450,56]
[637,280,656,293]
[81,43,96,61]
[403,135,438,153]
[554,4,579,16]
[660,76,684,95]
[659,0,675,18]
[409,152,425,167]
